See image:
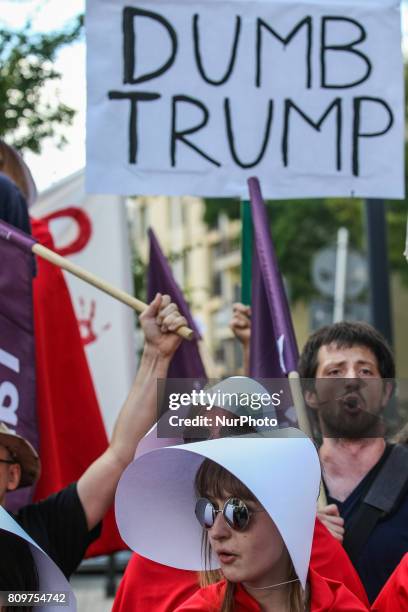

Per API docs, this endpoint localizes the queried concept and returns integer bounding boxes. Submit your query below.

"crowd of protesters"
[0,140,407,611]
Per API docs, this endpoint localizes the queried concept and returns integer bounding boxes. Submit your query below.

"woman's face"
[207,494,291,588]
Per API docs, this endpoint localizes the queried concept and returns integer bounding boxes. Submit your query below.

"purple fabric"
[0,222,38,511]
[248,177,299,378]
[147,228,207,380]
[0,219,36,252]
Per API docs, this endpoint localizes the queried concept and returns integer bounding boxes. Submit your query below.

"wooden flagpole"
[289,371,327,507]
[32,243,194,341]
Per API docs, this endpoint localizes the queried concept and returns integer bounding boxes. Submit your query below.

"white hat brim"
[0,507,76,611]
[116,431,320,588]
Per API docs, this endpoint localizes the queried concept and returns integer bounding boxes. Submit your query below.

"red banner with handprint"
[32,181,136,439]
[31,177,136,554]
[31,217,125,556]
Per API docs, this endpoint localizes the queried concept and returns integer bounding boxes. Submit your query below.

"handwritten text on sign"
[86,0,404,198]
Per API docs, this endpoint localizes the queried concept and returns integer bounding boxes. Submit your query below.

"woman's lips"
[217,552,238,564]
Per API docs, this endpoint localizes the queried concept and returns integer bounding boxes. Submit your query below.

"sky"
[1,0,408,192]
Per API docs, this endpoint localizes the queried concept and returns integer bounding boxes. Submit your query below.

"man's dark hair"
[298,321,395,379]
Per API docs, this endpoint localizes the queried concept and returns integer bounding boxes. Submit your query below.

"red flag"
[31,217,125,556]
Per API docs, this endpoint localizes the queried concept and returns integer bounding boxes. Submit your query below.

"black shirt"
[15,483,101,579]
[326,445,408,603]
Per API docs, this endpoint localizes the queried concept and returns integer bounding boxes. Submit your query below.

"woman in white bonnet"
[174,455,369,612]
[116,432,369,611]
[189,457,306,611]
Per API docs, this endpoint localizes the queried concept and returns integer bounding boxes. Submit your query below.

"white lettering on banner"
[86,0,404,199]
[0,349,20,373]
[0,382,19,426]
[0,349,20,427]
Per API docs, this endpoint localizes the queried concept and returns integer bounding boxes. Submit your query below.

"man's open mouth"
[340,394,364,414]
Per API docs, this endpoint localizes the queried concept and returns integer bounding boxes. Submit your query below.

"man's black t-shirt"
[15,483,101,579]
[326,445,408,603]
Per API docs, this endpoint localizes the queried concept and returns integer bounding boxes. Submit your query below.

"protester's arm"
[230,303,251,375]
[77,293,187,530]
[317,504,345,543]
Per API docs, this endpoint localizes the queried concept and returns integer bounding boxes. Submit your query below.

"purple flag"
[147,228,207,380]
[248,178,299,378]
[0,220,38,510]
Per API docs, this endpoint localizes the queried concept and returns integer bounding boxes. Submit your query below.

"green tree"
[203,192,408,303]
[204,66,408,302]
[0,15,83,152]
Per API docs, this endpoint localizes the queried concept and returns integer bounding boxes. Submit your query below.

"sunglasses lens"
[224,498,250,530]
[195,498,215,528]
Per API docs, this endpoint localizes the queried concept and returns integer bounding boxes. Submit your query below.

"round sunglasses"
[195,497,264,531]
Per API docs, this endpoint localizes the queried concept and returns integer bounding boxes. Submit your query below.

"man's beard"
[318,400,383,438]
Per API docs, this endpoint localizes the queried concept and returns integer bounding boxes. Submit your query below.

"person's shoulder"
[174,580,226,611]
[385,444,408,505]
[0,171,31,234]
[371,553,408,611]
[0,172,17,189]
[113,554,199,612]
[309,567,369,611]
[311,518,369,606]
[39,482,79,504]
[120,551,198,586]
[0,172,24,200]
[18,483,79,517]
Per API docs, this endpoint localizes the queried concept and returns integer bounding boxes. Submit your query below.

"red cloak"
[112,518,368,611]
[174,568,369,612]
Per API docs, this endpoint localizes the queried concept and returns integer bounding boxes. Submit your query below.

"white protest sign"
[86,0,404,199]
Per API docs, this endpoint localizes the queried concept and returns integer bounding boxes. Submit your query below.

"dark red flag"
[31,217,124,556]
